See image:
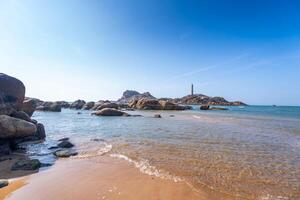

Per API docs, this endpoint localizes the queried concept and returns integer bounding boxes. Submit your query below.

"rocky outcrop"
[70,100,86,109]
[82,101,95,110]
[0,74,46,157]
[171,94,246,106]
[118,90,156,103]
[36,101,62,112]
[129,98,187,110]
[54,149,78,158]
[92,108,129,116]
[95,102,118,110]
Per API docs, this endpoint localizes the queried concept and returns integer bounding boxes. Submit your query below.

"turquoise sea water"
[26,106,300,200]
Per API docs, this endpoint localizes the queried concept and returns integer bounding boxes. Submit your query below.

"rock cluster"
[128,98,188,110]
[117,90,155,104]
[0,73,46,156]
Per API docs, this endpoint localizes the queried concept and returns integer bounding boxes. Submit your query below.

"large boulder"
[118,90,156,103]
[82,101,95,110]
[96,102,118,110]
[134,98,161,110]
[36,102,61,112]
[10,111,32,122]
[11,159,41,171]
[158,100,185,110]
[92,108,129,116]
[0,115,37,139]
[0,140,11,155]
[70,100,86,109]
[21,99,37,116]
[0,73,25,108]
[0,103,15,116]
[200,105,210,110]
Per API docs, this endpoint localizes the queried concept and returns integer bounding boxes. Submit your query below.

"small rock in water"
[48,146,59,150]
[154,114,162,118]
[169,115,175,117]
[0,179,9,188]
[57,140,74,148]
[91,138,106,142]
[58,137,69,142]
[11,159,41,171]
[54,149,78,158]
[77,112,81,114]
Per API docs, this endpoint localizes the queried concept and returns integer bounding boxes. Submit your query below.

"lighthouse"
[191,84,194,95]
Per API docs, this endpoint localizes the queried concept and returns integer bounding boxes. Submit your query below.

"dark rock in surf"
[54,149,78,158]
[11,159,41,171]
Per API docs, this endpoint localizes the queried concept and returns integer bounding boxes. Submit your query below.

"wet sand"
[2,155,231,200]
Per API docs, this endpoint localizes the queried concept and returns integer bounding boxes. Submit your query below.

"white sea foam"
[74,142,112,158]
[110,153,183,182]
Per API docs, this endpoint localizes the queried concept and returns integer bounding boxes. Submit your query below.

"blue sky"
[0,0,299,105]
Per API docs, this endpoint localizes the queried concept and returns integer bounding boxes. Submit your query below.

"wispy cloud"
[168,53,249,81]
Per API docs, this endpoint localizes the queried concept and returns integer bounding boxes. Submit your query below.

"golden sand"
[2,155,231,200]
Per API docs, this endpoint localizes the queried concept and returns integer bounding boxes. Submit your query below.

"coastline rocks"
[159,100,185,110]
[70,100,86,110]
[11,159,41,171]
[0,140,11,155]
[96,102,118,110]
[82,101,95,110]
[92,108,129,116]
[10,111,32,122]
[21,99,36,117]
[129,98,187,110]
[0,115,37,139]
[0,103,15,116]
[0,73,25,108]
[210,107,228,111]
[0,179,9,188]
[36,102,61,112]
[57,140,74,148]
[54,149,78,158]
[35,123,46,140]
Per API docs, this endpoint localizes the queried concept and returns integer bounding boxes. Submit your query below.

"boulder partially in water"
[57,140,74,148]
[96,102,119,110]
[0,179,9,188]
[200,105,210,110]
[92,108,129,116]
[36,102,61,112]
[70,100,86,110]
[82,101,95,110]
[21,99,36,117]
[54,149,78,158]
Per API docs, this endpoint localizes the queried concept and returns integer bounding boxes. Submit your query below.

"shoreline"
[2,155,232,200]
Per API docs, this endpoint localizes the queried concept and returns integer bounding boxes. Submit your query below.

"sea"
[24,105,300,200]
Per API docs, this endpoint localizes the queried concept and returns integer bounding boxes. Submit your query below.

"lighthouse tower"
[191,84,194,95]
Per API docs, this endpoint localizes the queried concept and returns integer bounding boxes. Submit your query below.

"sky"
[0,0,300,105]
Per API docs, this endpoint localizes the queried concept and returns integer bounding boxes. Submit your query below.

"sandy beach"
[1,155,233,200]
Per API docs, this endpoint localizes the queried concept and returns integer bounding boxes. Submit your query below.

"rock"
[55,101,70,108]
[0,73,25,108]
[54,149,78,157]
[57,140,74,148]
[118,90,156,104]
[0,140,11,156]
[35,123,46,139]
[169,115,175,117]
[77,112,81,114]
[36,102,61,112]
[10,111,31,122]
[21,99,36,117]
[200,105,210,110]
[159,100,185,110]
[134,98,161,110]
[92,108,129,116]
[58,137,69,142]
[82,101,95,110]
[209,107,229,110]
[70,100,86,110]
[154,114,162,118]
[0,103,15,116]
[0,115,37,139]
[0,179,9,188]
[11,159,41,171]
[96,102,119,110]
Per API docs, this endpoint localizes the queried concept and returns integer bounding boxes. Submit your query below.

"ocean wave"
[110,153,183,182]
[74,142,112,159]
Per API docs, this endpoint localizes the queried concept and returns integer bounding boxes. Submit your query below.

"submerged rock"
[92,108,129,116]
[11,159,41,171]
[210,107,229,110]
[0,179,9,188]
[154,114,162,118]
[58,137,69,142]
[54,149,78,157]
[200,105,210,110]
[57,140,74,148]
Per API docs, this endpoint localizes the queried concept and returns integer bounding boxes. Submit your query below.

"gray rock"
[96,103,119,110]
[22,99,36,117]
[82,101,95,110]
[200,105,210,110]
[57,140,74,148]
[0,115,37,139]
[36,123,46,139]
[154,114,162,118]
[11,159,41,171]
[0,140,11,156]
[0,179,9,188]
[70,100,86,110]
[10,111,31,122]
[92,108,128,116]
[0,103,15,116]
[58,137,69,142]
[54,149,78,157]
